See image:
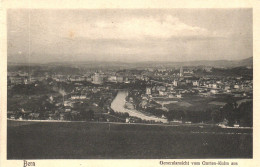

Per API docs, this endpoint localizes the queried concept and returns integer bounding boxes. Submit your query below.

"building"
[71,94,87,100]
[124,77,130,83]
[212,84,218,89]
[70,76,86,82]
[108,76,117,82]
[159,91,167,96]
[9,76,23,85]
[234,84,240,89]
[146,87,152,95]
[224,86,231,90]
[168,94,174,98]
[176,94,182,98]
[116,76,124,83]
[193,81,200,87]
[180,66,183,77]
[65,106,71,112]
[92,73,103,84]
[64,100,72,107]
[210,89,218,94]
[173,80,178,87]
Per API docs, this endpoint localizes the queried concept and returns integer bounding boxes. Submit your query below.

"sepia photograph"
[5,8,253,161]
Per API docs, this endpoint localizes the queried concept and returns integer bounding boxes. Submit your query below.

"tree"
[166,110,183,121]
[80,109,94,121]
[222,102,236,126]
[211,110,222,123]
[238,101,253,127]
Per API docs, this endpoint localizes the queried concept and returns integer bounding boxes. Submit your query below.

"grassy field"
[164,94,249,112]
[7,120,252,159]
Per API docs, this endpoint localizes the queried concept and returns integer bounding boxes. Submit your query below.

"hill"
[8,57,253,68]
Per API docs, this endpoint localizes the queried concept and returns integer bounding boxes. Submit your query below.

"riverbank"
[111,90,168,123]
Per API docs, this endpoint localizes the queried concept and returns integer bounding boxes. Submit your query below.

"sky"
[7,9,252,63]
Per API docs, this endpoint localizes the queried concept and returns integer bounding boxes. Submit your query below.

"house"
[234,84,240,89]
[176,94,182,98]
[65,106,71,112]
[9,76,23,85]
[79,95,87,99]
[224,86,231,90]
[71,94,87,100]
[140,100,148,108]
[212,84,218,89]
[233,123,240,127]
[116,76,124,83]
[126,117,130,123]
[193,81,200,87]
[60,113,65,120]
[210,89,218,94]
[125,102,135,109]
[146,87,152,95]
[159,91,167,96]
[226,89,231,93]
[173,80,178,86]
[71,94,80,100]
[108,76,117,82]
[10,115,16,119]
[64,101,72,107]
[157,86,166,91]
[28,113,40,120]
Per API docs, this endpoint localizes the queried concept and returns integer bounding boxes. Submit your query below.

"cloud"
[7,10,251,63]
[59,15,213,40]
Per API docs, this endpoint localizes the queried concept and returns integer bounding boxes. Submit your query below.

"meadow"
[7,120,252,159]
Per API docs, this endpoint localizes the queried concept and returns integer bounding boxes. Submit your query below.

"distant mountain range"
[157,56,253,68]
[8,57,253,68]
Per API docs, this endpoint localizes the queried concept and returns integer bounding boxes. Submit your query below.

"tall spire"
[180,66,183,77]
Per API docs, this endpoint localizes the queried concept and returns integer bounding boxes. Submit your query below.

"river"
[111,90,168,123]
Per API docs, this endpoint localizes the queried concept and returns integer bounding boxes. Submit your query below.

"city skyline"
[8,9,252,63]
